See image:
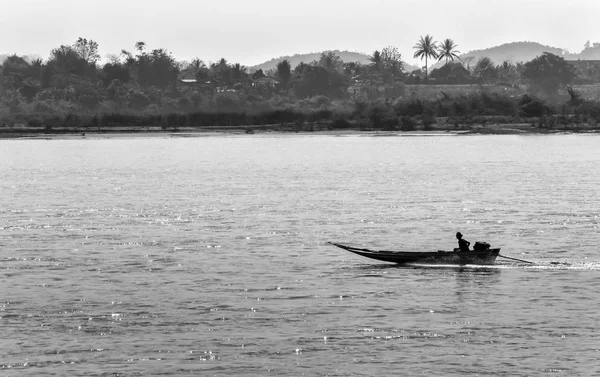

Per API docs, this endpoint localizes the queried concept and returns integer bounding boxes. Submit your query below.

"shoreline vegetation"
[2,37,600,138]
[2,114,599,138]
[2,89,599,138]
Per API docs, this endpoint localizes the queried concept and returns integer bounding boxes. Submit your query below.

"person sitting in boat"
[456,232,470,252]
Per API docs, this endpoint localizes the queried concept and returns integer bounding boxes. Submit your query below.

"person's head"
[456,232,463,239]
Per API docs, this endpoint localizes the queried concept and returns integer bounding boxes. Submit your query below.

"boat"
[329,242,501,265]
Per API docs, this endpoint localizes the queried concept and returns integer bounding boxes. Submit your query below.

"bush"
[216,93,241,112]
[394,99,424,117]
[481,92,517,115]
[384,83,405,97]
[177,97,194,112]
[63,113,80,127]
[421,114,436,130]
[400,116,417,131]
[27,116,44,128]
[368,104,388,128]
[381,117,400,131]
[42,115,63,128]
[518,94,548,117]
[77,86,102,109]
[330,118,352,129]
[33,100,55,113]
[353,100,369,118]
[128,91,151,110]
[309,95,331,109]
[269,95,291,108]
[577,100,600,119]
[20,81,40,102]
[309,109,333,122]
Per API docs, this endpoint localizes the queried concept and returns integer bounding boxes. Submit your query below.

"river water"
[1,134,599,376]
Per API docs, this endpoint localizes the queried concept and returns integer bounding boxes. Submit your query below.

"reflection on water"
[454,268,502,303]
[455,267,500,276]
[1,135,600,376]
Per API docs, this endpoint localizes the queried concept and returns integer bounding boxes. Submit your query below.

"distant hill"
[250,50,419,73]
[460,41,566,65]
[250,50,369,72]
[573,43,600,60]
[459,41,600,65]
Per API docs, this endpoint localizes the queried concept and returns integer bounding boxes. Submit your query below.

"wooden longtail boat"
[329,242,501,265]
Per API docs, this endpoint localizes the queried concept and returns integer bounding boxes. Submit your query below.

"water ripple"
[1,135,600,376]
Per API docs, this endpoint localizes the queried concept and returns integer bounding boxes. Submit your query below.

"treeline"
[1,36,600,131]
[12,90,600,134]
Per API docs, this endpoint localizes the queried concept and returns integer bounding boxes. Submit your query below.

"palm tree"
[437,39,460,65]
[134,41,146,53]
[413,35,438,79]
[231,63,247,84]
[367,50,383,96]
[318,51,343,72]
[369,50,383,72]
[190,58,206,70]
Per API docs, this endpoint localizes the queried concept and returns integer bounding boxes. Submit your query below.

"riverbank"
[2,90,599,138]
[1,119,598,139]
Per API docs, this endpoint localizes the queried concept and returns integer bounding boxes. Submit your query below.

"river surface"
[1,134,599,376]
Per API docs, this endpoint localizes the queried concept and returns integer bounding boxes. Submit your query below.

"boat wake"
[407,261,600,271]
[525,261,600,271]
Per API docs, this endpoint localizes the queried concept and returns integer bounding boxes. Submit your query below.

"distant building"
[252,76,279,88]
[178,68,198,83]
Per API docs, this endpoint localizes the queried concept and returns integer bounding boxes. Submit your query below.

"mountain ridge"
[251,41,600,73]
[249,50,420,73]
[460,41,566,64]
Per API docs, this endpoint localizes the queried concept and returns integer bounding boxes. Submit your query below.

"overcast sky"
[2,0,598,66]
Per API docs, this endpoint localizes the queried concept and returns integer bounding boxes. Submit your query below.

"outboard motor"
[473,242,491,251]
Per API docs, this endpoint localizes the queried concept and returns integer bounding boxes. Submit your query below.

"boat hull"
[329,242,500,265]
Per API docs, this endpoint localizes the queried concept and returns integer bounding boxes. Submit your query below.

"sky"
[2,0,598,67]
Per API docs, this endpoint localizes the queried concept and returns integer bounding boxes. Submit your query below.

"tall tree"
[523,52,577,95]
[276,59,291,88]
[380,46,404,84]
[135,48,179,88]
[473,57,497,83]
[462,56,475,71]
[211,58,231,86]
[293,62,346,98]
[496,60,521,86]
[0,55,32,92]
[343,61,364,78]
[102,61,131,85]
[437,39,460,65]
[189,58,209,81]
[1,55,31,78]
[367,50,384,96]
[190,58,206,70]
[72,38,100,65]
[429,62,473,84]
[413,35,438,79]
[48,45,87,76]
[231,63,247,84]
[318,51,344,73]
[369,50,383,72]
